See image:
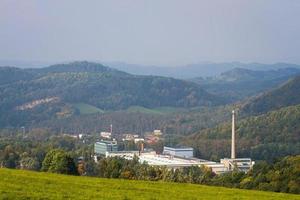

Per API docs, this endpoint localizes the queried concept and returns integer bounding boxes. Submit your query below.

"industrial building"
[163,146,194,158]
[221,110,255,172]
[94,140,118,155]
[94,110,254,174]
[106,150,229,173]
[221,158,255,172]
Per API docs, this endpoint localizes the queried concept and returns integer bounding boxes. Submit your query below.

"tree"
[0,145,19,168]
[42,149,77,175]
[19,152,40,171]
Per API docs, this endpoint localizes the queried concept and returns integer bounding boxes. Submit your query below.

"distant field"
[72,104,185,115]
[72,103,104,114]
[126,106,186,114]
[0,169,299,200]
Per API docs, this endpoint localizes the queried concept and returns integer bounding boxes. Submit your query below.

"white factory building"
[99,110,255,174]
[106,150,230,174]
[163,146,194,158]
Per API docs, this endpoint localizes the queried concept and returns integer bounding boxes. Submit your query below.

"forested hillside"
[28,105,232,138]
[183,105,300,161]
[0,67,36,85]
[242,75,300,115]
[0,61,225,128]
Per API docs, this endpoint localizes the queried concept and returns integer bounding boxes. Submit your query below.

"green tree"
[42,149,77,175]
[20,152,40,170]
[0,145,19,168]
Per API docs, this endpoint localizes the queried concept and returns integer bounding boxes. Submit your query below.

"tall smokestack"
[231,110,236,159]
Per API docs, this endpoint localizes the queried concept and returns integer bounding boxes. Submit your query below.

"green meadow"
[72,103,104,115]
[0,169,299,200]
[126,106,186,114]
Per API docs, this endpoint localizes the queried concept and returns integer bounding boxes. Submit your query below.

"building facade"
[163,146,194,158]
[94,140,118,155]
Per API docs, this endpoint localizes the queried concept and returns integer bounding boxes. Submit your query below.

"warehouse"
[163,146,194,158]
[94,140,118,155]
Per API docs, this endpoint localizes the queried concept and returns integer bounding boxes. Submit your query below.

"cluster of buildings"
[94,111,255,174]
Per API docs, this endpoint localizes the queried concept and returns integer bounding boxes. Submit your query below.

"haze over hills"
[104,61,300,78]
[2,60,300,78]
[191,68,300,101]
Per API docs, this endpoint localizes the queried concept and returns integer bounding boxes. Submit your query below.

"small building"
[134,138,145,144]
[220,158,255,172]
[163,146,194,158]
[100,132,111,139]
[94,140,118,155]
[122,133,139,141]
[153,130,162,136]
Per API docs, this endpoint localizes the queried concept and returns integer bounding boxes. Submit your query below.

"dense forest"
[0,61,226,128]
[31,105,233,136]
[242,75,300,115]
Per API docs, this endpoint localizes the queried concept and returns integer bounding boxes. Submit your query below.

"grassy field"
[126,106,165,114]
[126,106,186,115]
[72,103,104,115]
[0,169,299,200]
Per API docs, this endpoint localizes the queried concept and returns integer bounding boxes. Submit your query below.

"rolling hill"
[0,67,36,85]
[0,168,298,200]
[242,75,300,115]
[0,61,225,128]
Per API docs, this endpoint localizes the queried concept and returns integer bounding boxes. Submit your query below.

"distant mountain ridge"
[190,67,300,101]
[36,61,127,75]
[218,67,300,82]
[4,60,299,78]
[104,61,300,78]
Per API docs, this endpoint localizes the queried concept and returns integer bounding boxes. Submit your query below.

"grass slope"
[125,106,185,115]
[0,169,299,200]
[73,103,104,115]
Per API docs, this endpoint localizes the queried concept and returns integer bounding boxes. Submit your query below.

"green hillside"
[183,104,300,161]
[125,106,185,115]
[0,169,298,200]
[242,75,300,115]
[0,61,225,128]
[72,103,104,115]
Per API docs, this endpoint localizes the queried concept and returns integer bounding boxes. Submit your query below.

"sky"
[0,0,300,66]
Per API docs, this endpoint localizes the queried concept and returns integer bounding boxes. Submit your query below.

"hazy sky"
[0,0,300,66]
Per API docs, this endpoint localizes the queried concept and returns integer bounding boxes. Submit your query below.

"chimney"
[141,142,144,152]
[231,110,236,159]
